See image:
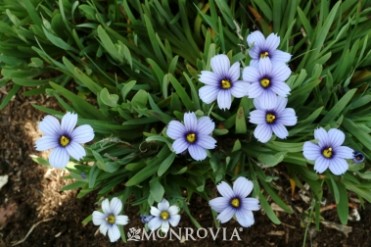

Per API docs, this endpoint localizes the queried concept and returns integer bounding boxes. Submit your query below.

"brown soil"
[0,92,370,247]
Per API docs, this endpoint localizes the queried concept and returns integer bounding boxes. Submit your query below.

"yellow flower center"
[322,147,333,158]
[230,198,240,208]
[266,113,276,123]
[260,51,269,58]
[106,214,116,224]
[186,133,196,143]
[160,211,169,220]
[221,79,232,89]
[59,135,71,147]
[260,78,270,88]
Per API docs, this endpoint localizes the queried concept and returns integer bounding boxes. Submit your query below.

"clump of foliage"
[0,0,370,241]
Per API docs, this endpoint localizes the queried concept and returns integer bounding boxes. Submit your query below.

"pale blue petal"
[169,214,180,227]
[110,198,122,216]
[249,109,266,125]
[61,112,78,134]
[102,199,110,214]
[188,145,207,161]
[49,147,70,168]
[150,206,160,217]
[271,81,291,97]
[329,158,348,175]
[160,221,170,233]
[39,115,61,136]
[158,199,170,211]
[148,217,162,231]
[279,108,297,126]
[92,211,106,225]
[258,58,272,77]
[210,54,230,76]
[108,225,121,242]
[335,146,354,159]
[272,124,289,139]
[35,136,59,151]
[183,112,198,131]
[303,142,321,160]
[231,81,249,98]
[216,181,234,198]
[249,59,259,67]
[197,116,215,135]
[65,142,86,161]
[217,90,232,110]
[274,97,288,113]
[247,82,264,98]
[254,124,272,143]
[246,30,265,47]
[166,120,186,139]
[229,62,241,82]
[71,125,94,144]
[328,128,345,147]
[233,177,253,198]
[115,215,129,225]
[172,138,189,154]
[314,128,329,143]
[217,207,235,223]
[265,33,280,51]
[271,50,292,63]
[242,66,259,83]
[242,198,260,211]
[235,210,255,228]
[196,134,216,149]
[99,222,109,236]
[199,85,219,104]
[168,205,179,216]
[199,71,219,86]
[272,63,291,82]
[314,156,330,174]
[256,92,277,109]
[209,197,229,213]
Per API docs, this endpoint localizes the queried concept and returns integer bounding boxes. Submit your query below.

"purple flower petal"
[148,217,162,231]
[271,50,292,63]
[188,145,207,161]
[71,125,94,144]
[49,147,70,168]
[335,146,354,159]
[150,206,160,217]
[303,141,321,160]
[271,63,291,82]
[197,116,215,135]
[196,134,216,149]
[255,92,278,109]
[231,81,249,98]
[254,124,273,143]
[199,71,220,86]
[210,54,230,76]
[242,198,260,211]
[172,138,189,154]
[314,156,330,174]
[102,199,110,214]
[265,33,280,50]
[92,211,106,225]
[242,66,259,83]
[329,157,348,175]
[216,181,234,198]
[328,128,345,147]
[169,214,181,227]
[168,205,180,216]
[249,109,266,125]
[65,141,86,161]
[271,81,291,97]
[235,210,254,228]
[228,62,241,82]
[99,222,109,235]
[247,82,264,98]
[61,112,78,134]
[166,120,186,139]
[233,177,253,198]
[39,115,61,136]
[35,136,59,151]
[247,30,265,47]
[279,108,297,126]
[258,58,272,76]
[183,112,198,131]
[158,199,170,211]
[108,225,121,242]
[217,90,232,110]
[272,124,289,139]
[115,215,129,225]
[199,85,219,104]
[217,207,235,223]
[110,197,123,216]
[314,128,328,143]
[209,197,229,213]
[160,221,170,233]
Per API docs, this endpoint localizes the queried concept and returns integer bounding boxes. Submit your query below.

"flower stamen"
[322,147,333,158]
[221,79,232,89]
[230,198,240,208]
[186,133,197,143]
[59,135,71,147]
[106,214,116,224]
[160,211,170,220]
[260,78,270,88]
[265,113,276,124]
[260,51,269,58]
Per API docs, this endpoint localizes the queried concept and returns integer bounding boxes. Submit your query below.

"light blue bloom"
[353,151,365,164]
[303,128,354,175]
[209,177,260,228]
[249,96,297,143]
[247,30,291,66]
[242,58,291,105]
[166,112,216,161]
[35,112,94,168]
[92,197,129,242]
[148,199,181,233]
[199,54,249,110]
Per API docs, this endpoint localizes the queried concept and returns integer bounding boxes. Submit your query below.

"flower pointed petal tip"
[199,85,219,104]
[265,33,280,50]
[236,210,255,228]
[328,158,348,176]
[92,211,105,225]
[148,217,162,231]
[303,141,321,160]
[116,215,129,225]
[108,225,121,242]
[169,214,181,227]
[327,128,345,147]
[61,112,78,133]
[188,145,207,161]
[110,197,123,215]
[217,207,235,223]
[38,115,60,135]
[210,54,230,75]
[314,127,328,142]
[183,112,198,131]
[217,90,232,110]
[158,199,170,211]
[247,30,265,47]
[49,147,70,169]
[209,197,229,213]
[166,120,186,139]
[233,177,253,198]
[197,116,215,135]
[65,142,86,161]
[199,71,219,85]
[254,124,272,143]
[314,157,330,174]
[72,125,95,144]
[216,181,234,198]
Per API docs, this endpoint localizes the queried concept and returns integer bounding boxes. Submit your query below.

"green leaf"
[259,191,281,224]
[257,152,286,167]
[235,106,247,134]
[100,88,119,107]
[336,182,349,225]
[149,178,165,202]
[157,153,176,176]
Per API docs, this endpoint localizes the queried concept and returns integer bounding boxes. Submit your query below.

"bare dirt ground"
[0,92,370,247]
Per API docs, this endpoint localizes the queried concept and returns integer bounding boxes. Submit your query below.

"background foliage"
[0,0,370,233]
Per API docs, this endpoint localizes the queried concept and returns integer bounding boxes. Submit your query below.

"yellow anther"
[230,198,240,208]
[260,78,270,88]
[322,147,333,158]
[59,135,70,147]
[266,113,276,123]
[106,214,116,224]
[221,79,232,89]
[160,211,169,220]
[186,133,196,143]
[260,51,269,58]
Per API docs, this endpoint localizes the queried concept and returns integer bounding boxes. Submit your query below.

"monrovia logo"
[127,227,243,241]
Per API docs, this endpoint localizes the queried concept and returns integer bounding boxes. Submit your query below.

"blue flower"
[242,58,291,105]
[249,96,297,143]
[353,151,365,164]
[303,128,354,175]
[35,112,94,168]
[199,54,249,110]
[209,177,260,228]
[92,197,129,242]
[166,112,216,161]
[147,199,181,233]
[247,30,291,66]
[140,214,155,224]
